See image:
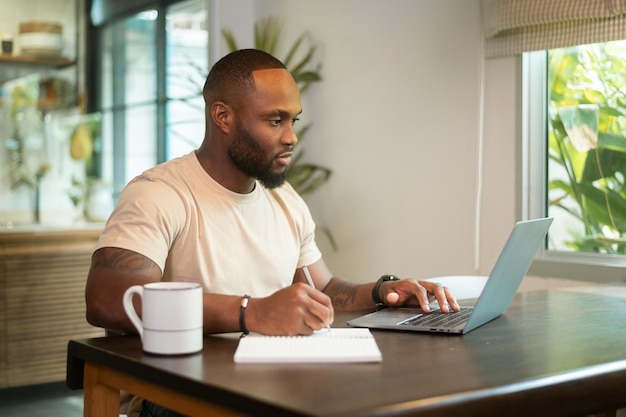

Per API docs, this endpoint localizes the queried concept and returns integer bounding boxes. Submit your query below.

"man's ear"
[211,101,232,134]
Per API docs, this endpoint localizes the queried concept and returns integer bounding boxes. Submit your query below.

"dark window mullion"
[111,25,127,195]
[156,4,167,164]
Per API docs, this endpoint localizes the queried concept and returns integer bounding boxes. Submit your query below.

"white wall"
[215,0,517,283]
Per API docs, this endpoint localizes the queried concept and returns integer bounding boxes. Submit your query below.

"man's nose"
[283,125,298,147]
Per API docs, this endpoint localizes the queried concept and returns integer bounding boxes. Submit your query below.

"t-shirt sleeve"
[285,186,322,268]
[299,212,322,267]
[95,178,185,273]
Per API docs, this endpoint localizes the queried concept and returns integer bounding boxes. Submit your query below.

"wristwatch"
[372,275,400,310]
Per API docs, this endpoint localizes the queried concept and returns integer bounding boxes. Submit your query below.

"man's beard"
[227,124,289,189]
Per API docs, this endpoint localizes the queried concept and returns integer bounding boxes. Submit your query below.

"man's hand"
[245,283,334,335]
[383,279,460,313]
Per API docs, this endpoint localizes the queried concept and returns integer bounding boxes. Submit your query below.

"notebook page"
[233,328,382,363]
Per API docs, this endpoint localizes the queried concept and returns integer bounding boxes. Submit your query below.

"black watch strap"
[372,275,400,310]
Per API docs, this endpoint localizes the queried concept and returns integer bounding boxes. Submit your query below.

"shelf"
[0,53,75,68]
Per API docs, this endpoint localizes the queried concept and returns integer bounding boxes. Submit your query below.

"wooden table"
[67,284,626,417]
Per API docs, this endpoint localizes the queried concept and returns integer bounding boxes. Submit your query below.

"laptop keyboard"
[400,307,473,328]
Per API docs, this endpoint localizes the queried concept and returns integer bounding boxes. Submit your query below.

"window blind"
[482,0,626,57]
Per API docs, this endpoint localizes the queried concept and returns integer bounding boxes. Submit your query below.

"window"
[91,0,208,196]
[523,43,626,278]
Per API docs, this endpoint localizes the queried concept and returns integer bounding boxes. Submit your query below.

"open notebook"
[233,328,382,363]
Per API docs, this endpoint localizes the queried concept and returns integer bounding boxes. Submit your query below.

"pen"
[302,265,331,332]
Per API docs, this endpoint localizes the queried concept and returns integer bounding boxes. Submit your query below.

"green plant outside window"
[548,41,626,254]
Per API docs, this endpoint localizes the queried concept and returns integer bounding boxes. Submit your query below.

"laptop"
[347,217,553,334]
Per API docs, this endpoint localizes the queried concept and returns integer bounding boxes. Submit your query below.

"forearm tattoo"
[325,279,357,309]
[92,248,158,274]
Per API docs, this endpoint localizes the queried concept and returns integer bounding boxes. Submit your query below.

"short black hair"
[203,49,287,105]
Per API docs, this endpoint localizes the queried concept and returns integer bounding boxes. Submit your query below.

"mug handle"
[123,285,144,341]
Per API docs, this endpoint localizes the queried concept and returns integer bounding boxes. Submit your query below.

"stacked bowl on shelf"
[18,21,63,56]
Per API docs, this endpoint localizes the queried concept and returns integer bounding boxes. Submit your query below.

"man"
[85,49,459,416]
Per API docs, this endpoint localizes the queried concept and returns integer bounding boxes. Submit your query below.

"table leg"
[83,362,121,417]
[80,361,245,417]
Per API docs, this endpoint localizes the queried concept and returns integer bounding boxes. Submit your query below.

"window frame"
[521,51,626,282]
[85,0,207,198]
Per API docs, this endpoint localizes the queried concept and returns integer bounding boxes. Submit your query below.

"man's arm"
[85,247,162,334]
[86,247,334,336]
[302,259,460,313]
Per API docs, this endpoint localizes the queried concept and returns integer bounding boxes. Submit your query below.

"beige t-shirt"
[96,151,322,297]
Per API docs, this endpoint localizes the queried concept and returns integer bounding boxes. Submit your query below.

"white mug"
[123,281,203,355]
